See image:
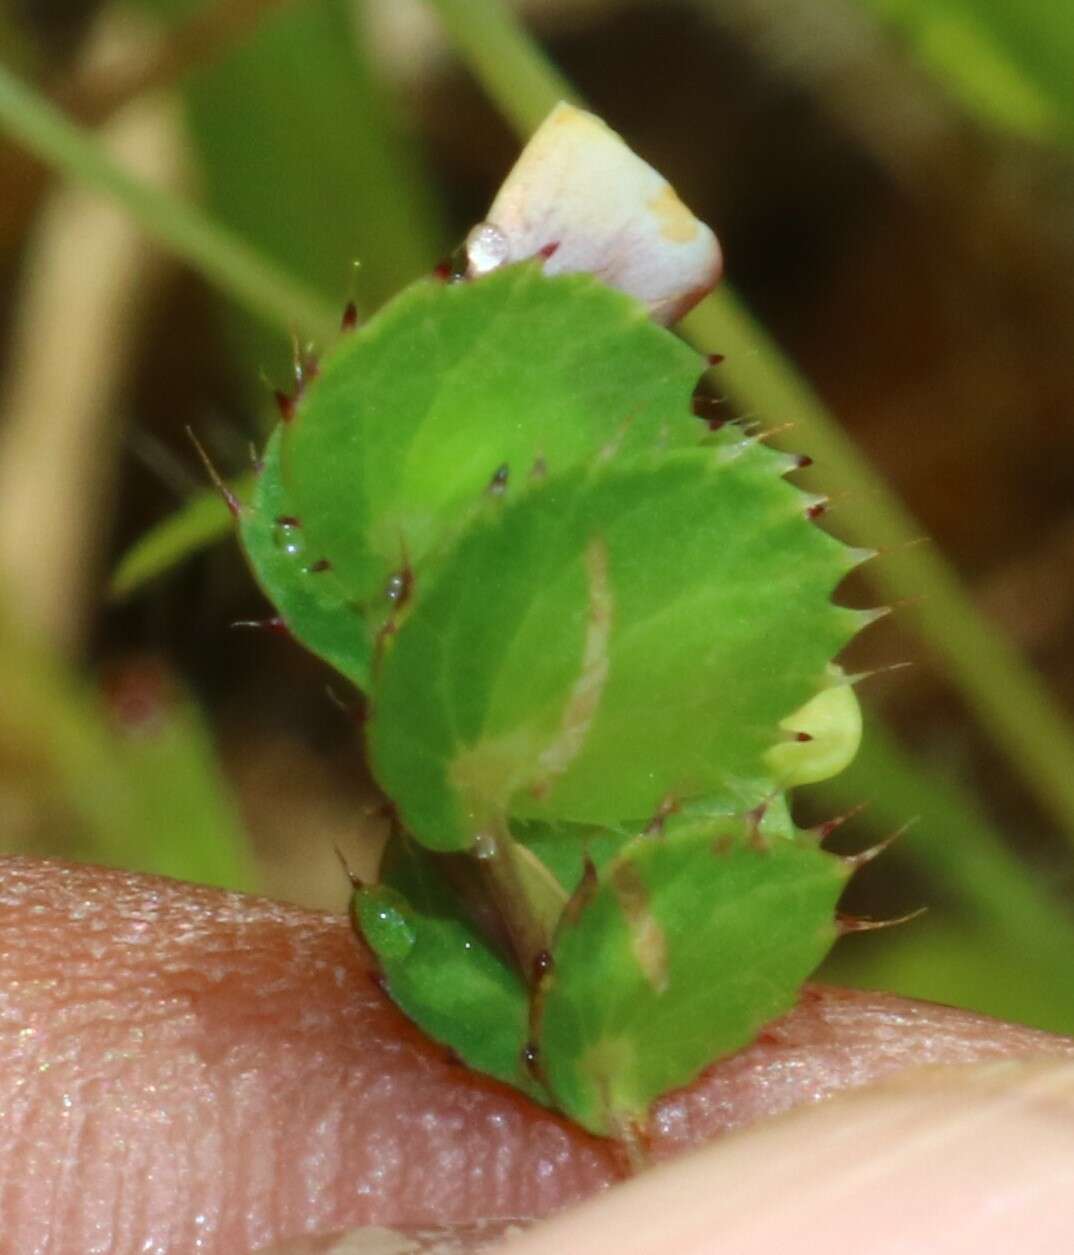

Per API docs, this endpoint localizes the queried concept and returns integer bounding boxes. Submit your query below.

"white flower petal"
[469,102,722,324]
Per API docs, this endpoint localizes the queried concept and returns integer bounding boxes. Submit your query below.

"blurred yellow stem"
[0,21,183,651]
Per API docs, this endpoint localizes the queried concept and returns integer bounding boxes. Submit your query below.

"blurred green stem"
[0,61,337,340]
[426,0,581,136]
[424,0,1074,854]
[69,0,297,125]
[110,475,253,599]
[685,293,1074,851]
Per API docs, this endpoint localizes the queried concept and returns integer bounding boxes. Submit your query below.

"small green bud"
[765,671,863,788]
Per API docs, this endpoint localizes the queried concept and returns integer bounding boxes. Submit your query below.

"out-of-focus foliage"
[0,613,254,889]
[817,720,1074,1033]
[858,0,1074,141]
[134,0,445,376]
[110,475,251,600]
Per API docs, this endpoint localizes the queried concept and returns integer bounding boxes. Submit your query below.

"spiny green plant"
[232,104,879,1150]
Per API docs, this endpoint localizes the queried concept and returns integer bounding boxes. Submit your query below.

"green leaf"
[354,831,543,1102]
[369,448,862,852]
[510,817,637,891]
[238,428,372,690]
[355,804,848,1138]
[280,266,706,617]
[539,810,849,1136]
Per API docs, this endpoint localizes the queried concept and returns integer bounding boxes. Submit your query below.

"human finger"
[2,857,1070,1254]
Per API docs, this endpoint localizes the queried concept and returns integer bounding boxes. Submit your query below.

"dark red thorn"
[537,241,560,260]
[795,454,814,469]
[302,354,320,384]
[275,514,301,528]
[341,300,359,332]
[308,558,332,574]
[794,730,814,743]
[561,856,599,930]
[275,390,295,422]
[811,801,871,844]
[837,906,926,936]
[186,426,242,518]
[332,842,364,890]
[744,801,769,850]
[705,352,725,366]
[842,821,915,872]
[289,334,319,395]
[806,500,829,520]
[644,794,680,837]
[230,616,291,638]
[692,394,729,432]
[432,258,453,281]
[364,797,401,829]
[757,421,797,445]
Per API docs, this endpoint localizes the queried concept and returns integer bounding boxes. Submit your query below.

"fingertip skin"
[1,857,1070,1254]
[0,858,613,1253]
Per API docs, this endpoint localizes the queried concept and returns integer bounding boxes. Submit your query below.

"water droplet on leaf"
[357,889,416,961]
[272,519,305,558]
[465,221,511,277]
[473,831,498,860]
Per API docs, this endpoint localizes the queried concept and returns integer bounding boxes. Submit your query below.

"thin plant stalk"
[0,62,337,341]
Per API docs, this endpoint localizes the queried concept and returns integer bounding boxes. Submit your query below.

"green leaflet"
[368,448,863,851]
[280,264,705,621]
[354,832,543,1104]
[357,805,848,1137]
[238,428,372,689]
[538,810,848,1136]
